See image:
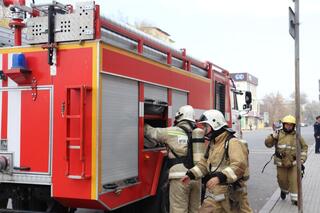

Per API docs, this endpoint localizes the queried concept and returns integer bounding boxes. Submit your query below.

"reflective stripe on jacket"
[144,121,192,179]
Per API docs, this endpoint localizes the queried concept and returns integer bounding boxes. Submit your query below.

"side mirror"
[243,91,252,110]
[245,91,252,105]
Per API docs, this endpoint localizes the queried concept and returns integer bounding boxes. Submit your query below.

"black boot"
[292,200,298,206]
[280,191,286,200]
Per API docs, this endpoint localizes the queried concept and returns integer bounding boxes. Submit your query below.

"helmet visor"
[199,114,208,122]
[175,112,183,120]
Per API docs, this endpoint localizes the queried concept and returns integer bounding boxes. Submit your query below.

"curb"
[259,147,314,213]
[259,188,280,213]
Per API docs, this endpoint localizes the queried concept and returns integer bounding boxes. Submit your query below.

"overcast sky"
[28,0,320,101]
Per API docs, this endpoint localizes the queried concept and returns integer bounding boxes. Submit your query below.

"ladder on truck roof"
[1,1,229,78]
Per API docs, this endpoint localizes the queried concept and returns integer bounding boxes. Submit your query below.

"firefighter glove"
[272,131,278,139]
[186,170,195,180]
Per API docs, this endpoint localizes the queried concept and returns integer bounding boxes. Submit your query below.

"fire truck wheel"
[0,187,8,208]
[0,199,8,209]
[46,199,71,213]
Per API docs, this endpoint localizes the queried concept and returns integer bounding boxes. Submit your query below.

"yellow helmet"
[282,115,296,124]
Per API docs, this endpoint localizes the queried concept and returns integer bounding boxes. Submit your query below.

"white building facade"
[230,73,262,130]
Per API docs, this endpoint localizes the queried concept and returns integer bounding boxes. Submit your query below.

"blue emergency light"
[4,53,32,84]
[12,53,27,70]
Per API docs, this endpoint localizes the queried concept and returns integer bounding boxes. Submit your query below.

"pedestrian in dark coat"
[314,116,320,153]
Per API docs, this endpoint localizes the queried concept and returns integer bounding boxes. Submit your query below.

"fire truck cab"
[0,1,251,212]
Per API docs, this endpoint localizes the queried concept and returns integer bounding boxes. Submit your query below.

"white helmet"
[199,109,227,131]
[175,105,195,123]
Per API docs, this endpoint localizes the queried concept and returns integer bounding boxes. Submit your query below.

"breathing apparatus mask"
[283,123,295,133]
[202,124,226,141]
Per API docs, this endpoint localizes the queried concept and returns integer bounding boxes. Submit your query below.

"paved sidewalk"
[260,147,320,213]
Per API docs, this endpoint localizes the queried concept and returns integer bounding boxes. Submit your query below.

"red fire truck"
[0,1,251,212]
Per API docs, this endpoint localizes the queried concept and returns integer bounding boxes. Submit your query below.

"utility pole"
[289,0,303,212]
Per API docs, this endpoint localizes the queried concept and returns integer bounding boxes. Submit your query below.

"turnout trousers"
[169,179,201,213]
[277,166,298,202]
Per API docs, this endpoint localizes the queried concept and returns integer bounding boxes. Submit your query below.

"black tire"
[46,198,70,213]
[0,199,8,209]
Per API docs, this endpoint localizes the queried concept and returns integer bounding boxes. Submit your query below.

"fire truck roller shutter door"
[101,74,138,184]
[144,83,168,130]
[172,90,188,124]
[144,83,167,103]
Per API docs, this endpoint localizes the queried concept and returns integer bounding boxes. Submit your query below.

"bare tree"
[289,92,308,105]
[260,92,290,125]
[303,101,320,124]
[288,92,309,121]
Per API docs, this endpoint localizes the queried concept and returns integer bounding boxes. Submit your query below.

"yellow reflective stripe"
[167,130,185,136]
[205,191,226,201]
[169,172,186,179]
[193,166,204,178]
[277,144,296,149]
[301,152,307,156]
[291,193,298,201]
[239,139,248,144]
[222,167,237,181]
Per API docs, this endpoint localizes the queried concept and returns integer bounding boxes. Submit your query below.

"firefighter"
[144,105,200,213]
[265,115,308,205]
[182,109,252,213]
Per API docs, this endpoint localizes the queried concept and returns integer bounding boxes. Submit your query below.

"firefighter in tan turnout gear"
[144,105,201,213]
[182,109,252,213]
[265,115,308,205]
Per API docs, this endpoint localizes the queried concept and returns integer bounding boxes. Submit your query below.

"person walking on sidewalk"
[314,115,320,153]
[182,109,252,213]
[265,115,308,205]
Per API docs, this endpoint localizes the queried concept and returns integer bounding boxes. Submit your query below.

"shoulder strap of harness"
[209,132,235,173]
[224,133,236,160]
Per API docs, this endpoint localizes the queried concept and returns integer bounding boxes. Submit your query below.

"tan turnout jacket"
[189,131,248,195]
[265,130,308,167]
[144,121,193,179]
